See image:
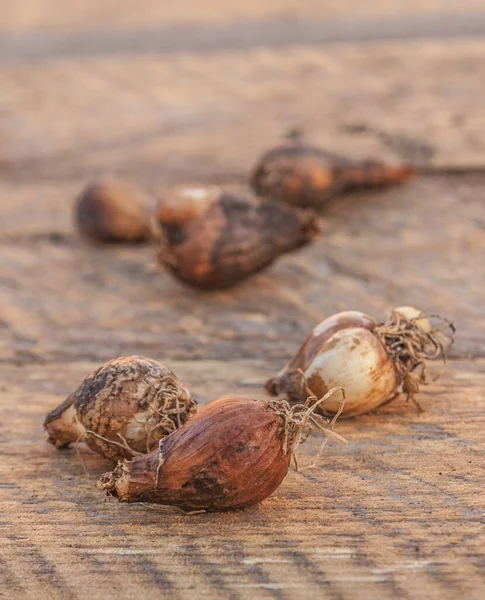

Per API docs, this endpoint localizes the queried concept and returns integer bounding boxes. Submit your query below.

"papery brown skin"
[154,187,320,290]
[98,396,291,511]
[44,356,196,461]
[76,179,151,243]
[251,145,415,208]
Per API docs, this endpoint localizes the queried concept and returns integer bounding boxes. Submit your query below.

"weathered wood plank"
[0,1,481,33]
[1,359,484,600]
[2,41,485,183]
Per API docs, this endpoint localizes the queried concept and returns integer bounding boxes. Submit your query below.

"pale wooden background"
[1,2,485,599]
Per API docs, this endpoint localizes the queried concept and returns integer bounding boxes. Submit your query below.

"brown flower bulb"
[154,186,320,290]
[251,144,415,208]
[266,307,454,416]
[44,356,196,461]
[75,179,151,243]
[98,394,345,511]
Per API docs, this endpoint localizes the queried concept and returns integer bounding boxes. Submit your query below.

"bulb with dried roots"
[98,391,346,512]
[44,356,196,461]
[265,306,455,417]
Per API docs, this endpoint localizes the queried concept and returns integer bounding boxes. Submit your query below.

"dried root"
[266,386,347,471]
[375,310,455,407]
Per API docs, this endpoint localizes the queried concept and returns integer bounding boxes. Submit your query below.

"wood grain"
[1,5,485,599]
[2,41,485,182]
[1,1,483,32]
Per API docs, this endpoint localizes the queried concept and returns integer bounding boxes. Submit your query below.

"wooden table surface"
[1,2,485,599]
